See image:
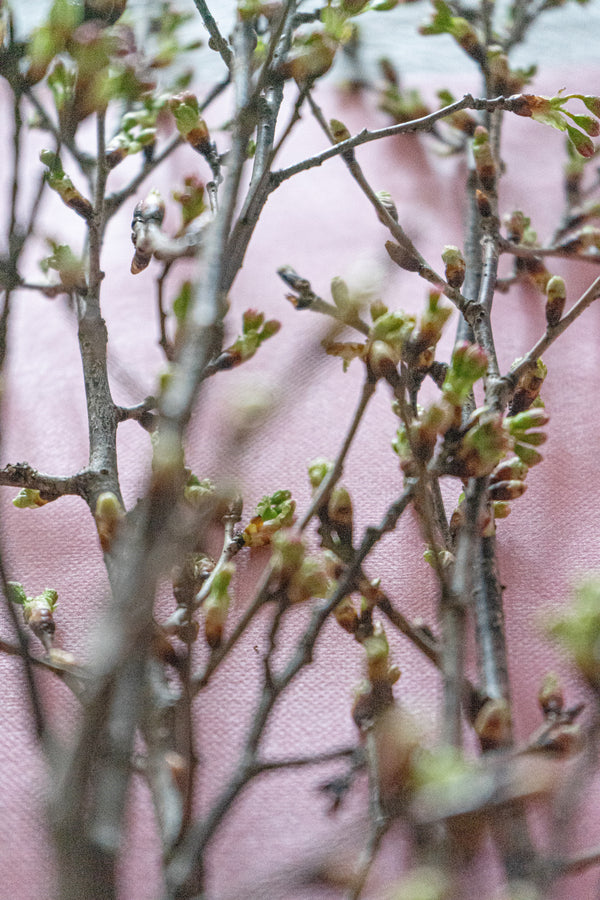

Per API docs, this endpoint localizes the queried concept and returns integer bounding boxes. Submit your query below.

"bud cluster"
[242,489,296,547]
[419,0,484,64]
[270,531,330,605]
[9,582,58,651]
[208,310,281,373]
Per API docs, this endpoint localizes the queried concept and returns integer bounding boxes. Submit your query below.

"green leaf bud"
[493,501,511,519]
[12,488,48,509]
[362,622,390,683]
[545,275,566,327]
[330,276,351,314]
[566,124,595,158]
[289,556,330,603]
[242,308,265,333]
[504,210,530,243]
[308,458,333,489]
[271,530,305,574]
[204,563,234,648]
[513,442,543,466]
[329,118,351,143]
[548,578,600,686]
[507,408,550,434]
[7,582,27,605]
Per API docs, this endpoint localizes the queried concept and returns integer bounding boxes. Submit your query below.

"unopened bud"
[488,479,527,501]
[504,210,529,243]
[508,408,550,433]
[94,491,125,552]
[491,456,529,483]
[363,622,391,683]
[473,126,496,191]
[441,245,466,289]
[334,596,359,633]
[545,275,566,328]
[329,118,351,143]
[475,698,511,750]
[514,442,543,466]
[376,190,398,222]
[538,672,564,717]
[328,485,353,529]
[476,189,492,218]
[308,458,333,490]
[367,339,399,379]
[12,488,48,509]
[493,501,511,519]
[385,239,421,272]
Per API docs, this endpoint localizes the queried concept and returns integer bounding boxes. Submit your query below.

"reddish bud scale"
[546,275,566,327]
[441,246,466,288]
[473,127,496,191]
[476,189,492,217]
[475,699,511,751]
[334,597,359,634]
[131,250,152,275]
[538,672,564,717]
[367,340,398,380]
[488,479,527,501]
[385,240,421,272]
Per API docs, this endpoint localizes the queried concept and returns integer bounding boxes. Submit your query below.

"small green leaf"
[172,281,193,322]
[7,582,27,605]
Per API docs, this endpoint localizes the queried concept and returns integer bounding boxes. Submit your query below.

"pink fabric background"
[1,66,600,898]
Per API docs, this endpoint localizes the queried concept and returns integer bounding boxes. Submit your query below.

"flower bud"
[545,275,566,328]
[473,126,496,191]
[474,698,511,750]
[491,456,528,483]
[507,407,549,433]
[272,530,305,576]
[538,672,564,717]
[503,210,529,243]
[488,479,527,501]
[376,191,398,222]
[334,596,359,633]
[327,485,353,529]
[513,442,543,467]
[362,622,392,684]
[288,556,329,604]
[94,491,125,552]
[23,589,58,649]
[492,501,511,519]
[204,564,233,649]
[329,118,351,143]
[509,358,547,414]
[308,458,332,490]
[441,245,466,289]
[476,188,492,218]
[367,339,398,379]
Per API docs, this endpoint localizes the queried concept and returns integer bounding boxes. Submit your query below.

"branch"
[271,95,536,188]
[191,0,233,70]
[0,462,86,500]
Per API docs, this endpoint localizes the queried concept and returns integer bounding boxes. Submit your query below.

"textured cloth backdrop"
[1,65,600,899]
